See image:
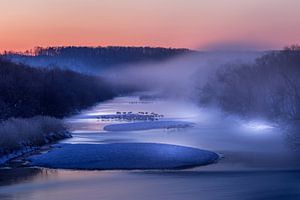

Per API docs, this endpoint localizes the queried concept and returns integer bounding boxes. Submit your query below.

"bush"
[0,116,70,156]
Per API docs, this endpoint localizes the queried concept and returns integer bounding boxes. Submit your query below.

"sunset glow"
[1,0,300,51]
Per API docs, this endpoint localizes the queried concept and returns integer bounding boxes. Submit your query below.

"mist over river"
[1,95,300,200]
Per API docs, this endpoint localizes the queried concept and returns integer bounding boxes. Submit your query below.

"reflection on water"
[1,168,300,200]
[0,168,42,186]
[1,96,300,200]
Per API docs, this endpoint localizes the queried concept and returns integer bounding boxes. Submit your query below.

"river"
[1,95,300,200]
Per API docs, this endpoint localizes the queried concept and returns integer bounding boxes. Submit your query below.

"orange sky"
[1,0,300,51]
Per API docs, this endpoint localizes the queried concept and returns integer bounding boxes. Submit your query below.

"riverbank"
[0,116,71,165]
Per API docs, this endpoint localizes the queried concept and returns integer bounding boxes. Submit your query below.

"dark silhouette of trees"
[0,59,115,120]
[2,46,192,73]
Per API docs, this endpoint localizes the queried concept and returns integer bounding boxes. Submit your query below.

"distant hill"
[0,58,116,119]
[1,46,193,73]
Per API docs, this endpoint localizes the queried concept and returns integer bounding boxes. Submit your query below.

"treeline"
[0,59,115,120]
[2,46,192,73]
[199,45,300,122]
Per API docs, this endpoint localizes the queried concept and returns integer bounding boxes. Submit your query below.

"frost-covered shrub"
[0,116,70,156]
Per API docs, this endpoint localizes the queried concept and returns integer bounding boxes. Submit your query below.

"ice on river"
[27,143,219,170]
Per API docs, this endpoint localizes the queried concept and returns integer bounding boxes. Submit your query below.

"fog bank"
[103,51,261,100]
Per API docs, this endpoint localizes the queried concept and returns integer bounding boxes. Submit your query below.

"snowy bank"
[27,143,219,170]
[0,117,71,165]
[103,121,194,132]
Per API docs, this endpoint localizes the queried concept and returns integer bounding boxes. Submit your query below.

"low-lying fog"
[104,51,261,99]
[100,49,299,167]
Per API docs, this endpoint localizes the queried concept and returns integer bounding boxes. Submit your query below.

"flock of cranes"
[97,112,164,121]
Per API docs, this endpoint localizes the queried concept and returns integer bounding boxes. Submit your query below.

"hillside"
[2,46,193,73]
[0,59,115,120]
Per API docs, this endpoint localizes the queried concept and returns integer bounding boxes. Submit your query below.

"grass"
[0,116,70,158]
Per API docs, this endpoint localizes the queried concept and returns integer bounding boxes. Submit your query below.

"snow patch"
[0,147,38,165]
[27,143,219,170]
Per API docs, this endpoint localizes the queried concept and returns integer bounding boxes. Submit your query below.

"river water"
[1,96,300,200]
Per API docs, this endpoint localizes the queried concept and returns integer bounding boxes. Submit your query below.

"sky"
[0,0,300,52]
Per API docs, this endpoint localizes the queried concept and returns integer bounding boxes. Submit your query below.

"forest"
[0,59,115,120]
[2,46,192,73]
[199,45,300,122]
